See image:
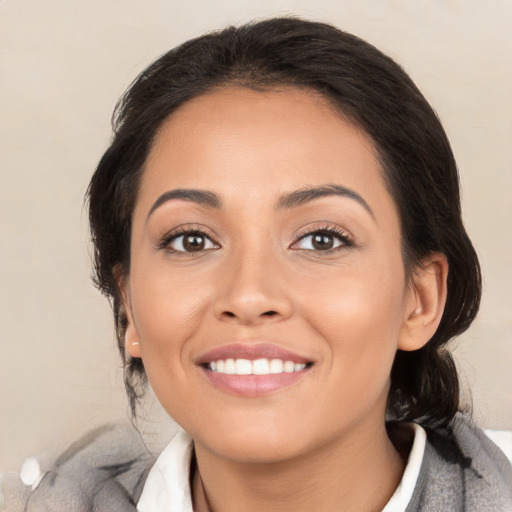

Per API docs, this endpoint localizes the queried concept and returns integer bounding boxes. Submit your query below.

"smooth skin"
[121,87,448,512]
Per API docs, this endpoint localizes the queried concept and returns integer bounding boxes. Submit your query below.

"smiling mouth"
[196,343,314,396]
[203,358,313,375]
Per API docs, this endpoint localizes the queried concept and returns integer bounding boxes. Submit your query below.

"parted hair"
[87,17,481,429]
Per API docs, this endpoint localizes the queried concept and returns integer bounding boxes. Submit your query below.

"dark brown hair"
[87,17,481,429]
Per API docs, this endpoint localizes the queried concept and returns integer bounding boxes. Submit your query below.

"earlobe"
[398,253,449,351]
[125,325,142,358]
[117,272,142,359]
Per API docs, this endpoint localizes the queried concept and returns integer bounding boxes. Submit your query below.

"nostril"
[223,311,277,318]
[219,309,282,323]
[223,310,276,317]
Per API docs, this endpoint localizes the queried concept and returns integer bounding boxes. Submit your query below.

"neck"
[192,417,406,512]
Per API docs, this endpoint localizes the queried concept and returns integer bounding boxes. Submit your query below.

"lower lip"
[199,367,310,397]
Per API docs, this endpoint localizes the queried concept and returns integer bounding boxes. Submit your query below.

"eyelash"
[157,224,354,254]
[156,225,219,253]
[291,225,354,253]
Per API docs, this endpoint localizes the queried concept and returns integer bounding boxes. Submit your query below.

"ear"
[398,252,449,351]
[117,271,142,359]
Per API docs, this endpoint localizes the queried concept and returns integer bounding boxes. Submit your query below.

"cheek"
[295,268,405,436]
[131,281,204,421]
[132,255,208,331]
[129,265,209,382]
[299,258,406,378]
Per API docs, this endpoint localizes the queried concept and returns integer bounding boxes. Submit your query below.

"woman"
[4,17,512,512]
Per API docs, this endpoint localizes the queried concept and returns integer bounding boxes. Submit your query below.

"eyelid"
[170,233,217,252]
[290,224,354,251]
[156,224,221,252]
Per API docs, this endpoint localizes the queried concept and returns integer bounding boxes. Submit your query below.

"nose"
[213,247,293,326]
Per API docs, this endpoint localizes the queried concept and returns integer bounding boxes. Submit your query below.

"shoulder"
[407,414,512,511]
[1,423,155,512]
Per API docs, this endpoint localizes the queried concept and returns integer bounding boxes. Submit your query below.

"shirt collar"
[137,424,426,512]
[137,428,194,512]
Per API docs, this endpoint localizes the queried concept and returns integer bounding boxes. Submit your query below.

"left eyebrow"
[276,184,374,218]
[146,188,222,221]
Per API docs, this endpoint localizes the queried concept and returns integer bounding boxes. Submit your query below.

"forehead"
[137,86,395,218]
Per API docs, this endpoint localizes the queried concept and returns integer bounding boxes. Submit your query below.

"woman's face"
[123,87,421,463]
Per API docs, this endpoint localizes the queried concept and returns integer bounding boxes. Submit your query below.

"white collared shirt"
[137,423,427,512]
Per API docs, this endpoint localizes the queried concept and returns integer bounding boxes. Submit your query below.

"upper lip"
[196,343,311,365]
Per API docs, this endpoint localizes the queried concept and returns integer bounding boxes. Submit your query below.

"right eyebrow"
[276,184,375,219]
[146,188,222,221]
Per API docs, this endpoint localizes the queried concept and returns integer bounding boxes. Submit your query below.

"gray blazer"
[2,415,512,511]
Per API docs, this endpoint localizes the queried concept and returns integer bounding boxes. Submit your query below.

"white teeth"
[253,358,270,375]
[283,361,295,373]
[269,359,284,373]
[208,358,309,375]
[224,359,235,374]
[235,359,252,375]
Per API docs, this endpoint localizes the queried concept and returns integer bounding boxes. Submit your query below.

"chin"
[186,411,329,465]
[205,433,309,465]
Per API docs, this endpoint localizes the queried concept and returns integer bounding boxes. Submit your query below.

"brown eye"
[293,229,351,252]
[183,234,205,252]
[168,232,217,252]
[312,233,334,250]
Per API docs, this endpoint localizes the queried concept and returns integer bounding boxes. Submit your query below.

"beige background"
[1,0,511,472]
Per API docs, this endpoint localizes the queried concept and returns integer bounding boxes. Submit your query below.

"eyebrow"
[147,183,373,220]
[147,189,222,220]
[276,184,374,218]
